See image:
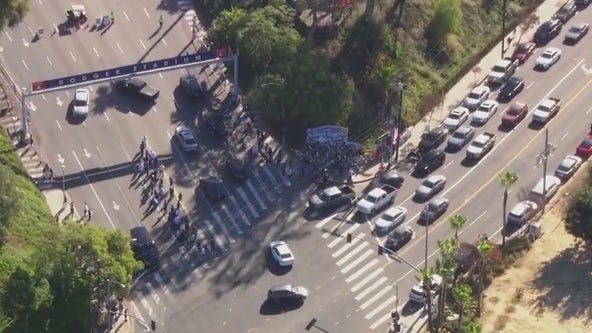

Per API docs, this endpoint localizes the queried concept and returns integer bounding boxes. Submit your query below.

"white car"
[471,100,498,125]
[269,241,295,267]
[535,47,561,70]
[175,126,199,152]
[555,155,582,180]
[409,274,442,303]
[463,86,491,110]
[73,88,90,117]
[415,175,446,200]
[374,206,407,234]
[443,107,469,132]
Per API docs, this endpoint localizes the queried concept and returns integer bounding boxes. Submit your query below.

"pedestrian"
[158,178,164,189]
[348,167,354,183]
[29,134,34,147]
[178,192,183,202]
[43,163,49,178]
[176,200,181,211]
[124,308,128,322]
[109,11,115,24]
[140,140,146,155]
[49,168,54,183]
[87,208,92,221]
[158,15,163,28]
[70,201,75,216]
[169,177,174,187]
[83,202,89,217]
[169,185,175,199]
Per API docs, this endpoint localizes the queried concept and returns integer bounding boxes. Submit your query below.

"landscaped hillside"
[196,0,542,145]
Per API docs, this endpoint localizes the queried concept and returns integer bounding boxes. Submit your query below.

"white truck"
[356,184,397,215]
[488,58,519,85]
[532,97,560,123]
[466,132,496,160]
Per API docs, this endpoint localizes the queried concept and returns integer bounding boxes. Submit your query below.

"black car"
[378,170,405,188]
[553,3,576,23]
[199,177,226,202]
[267,285,309,303]
[415,149,446,175]
[576,0,592,8]
[203,111,227,137]
[533,19,562,45]
[130,226,159,269]
[179,74,204,99]
[418,198,450,225]
[384,224,414,251]
[225,158,248,181]
[497,76,525,102]
[418,127,447,153]
[114,78,160,102]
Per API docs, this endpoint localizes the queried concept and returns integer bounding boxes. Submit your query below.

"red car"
[501,102,528,127]
[513,42,536,64]
[576,134,592,158]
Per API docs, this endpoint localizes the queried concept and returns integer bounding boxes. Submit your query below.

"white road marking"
[151,106,157,113]
[244,179,267,211]
[161,38,167,46]
[153,273,169,295]
[22,60,29,71]
[103,112,110,121]
[262,165,283,193]
[145,282,161,304]
[41,94,46,100]
[327,223,359,248]
[586,105,592,114]
[561,132,569,141]
[355,276,388,301]
[359,285,392,310]
[65,90,70,96]
[82,121,87,127]
[370,313,392,330]
[351,268,383,292]
[93,47,100,58]
[336,242,369,266]
[212,211,234,242]
[158,73,163,79]
[316,213,338,229]
[365,296,396,319]
[526,81,535,89]
[116,43,124,53]
[227,195,251,227]
[71,151,116,229]
[346,258,379,283]
[236,187,260,218]
[443,160,454,170]
[137,295,154,317]
[28,26,34,36]
[55,120,62,131]
[69,51,77,62]
[143,7,151,18]
[21,38,29,47]
[46,56,53,66]
[53,24,58,33]
[38,0,43,5]
[123,11,130,21]
[56,96,63,106]
[4,32,12,42]
[220,205,243,235]
[251,169,275,202]
[332,233,363,257]
[340,249,373,274]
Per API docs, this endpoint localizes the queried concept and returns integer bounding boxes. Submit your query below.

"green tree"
[209,7,248,49]
[368,57,401,107]
[0,0,29,29]
[427,0,462,46]
[565,186,592,241]
[452,283,474,329]
[499,171,519,248]
[435,238,459,329]
[0,312,13,333]
[416,267,436,330]
[449,214,468,240]
[0,165,18,240]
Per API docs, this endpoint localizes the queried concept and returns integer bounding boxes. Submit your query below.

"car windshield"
[569,26,582,33]
[517,44,529,53]
[542,52,554,59]
[423,179,437,188]
[74,98,87,106]
[492,65,505,72]
[366,194,381,203]
[477,106,490,113]
[425,132,440,141]
[467,92,480,99]
[381,212,397,221]
[452,131,466,139]
[184,137,197,145]
[448,113,460,120]
[507,107,521,115]
[557,162,572,172]
[426,203,438,212]
[472,141,485,148]
[280,252,292,259]
[581,138,592,148]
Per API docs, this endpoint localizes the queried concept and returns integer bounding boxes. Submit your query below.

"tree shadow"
[529,241,592,322]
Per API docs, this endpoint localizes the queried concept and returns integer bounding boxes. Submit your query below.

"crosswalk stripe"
[236,187,260,219]
[228,195,251,228]
[315,214,336,229]
[153,273,169,295]
[355,276,388,301]
[345,258,379,283]
[145,282,161,305]
[251,169,276,202]
[336,242,368,266]
[212,211,234,241]
[365,296,396,319]
[360,285,393,310]
[351,268,384,292]
[244,180,268,211]
[327,223,360,248]
[137,294,154,317]
[262,165,283,193]
[340,249,373,273]
[332,232,364,257]
[369,313,392,330]
[220,205,242,235]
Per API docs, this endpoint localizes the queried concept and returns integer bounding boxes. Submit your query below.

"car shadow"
[497,123,514,133]
[411,195,429,204]
[401,301,424,316]
[259,299,304,315]
[460,157,479,168]
[91,84,153,115]
[527,121,545,131]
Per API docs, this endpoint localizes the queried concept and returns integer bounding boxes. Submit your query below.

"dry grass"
[480,168,592,333]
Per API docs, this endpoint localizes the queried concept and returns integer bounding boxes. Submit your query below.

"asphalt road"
[4,1,592,333]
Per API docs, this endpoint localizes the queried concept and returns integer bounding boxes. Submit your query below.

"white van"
[530,175,561,202]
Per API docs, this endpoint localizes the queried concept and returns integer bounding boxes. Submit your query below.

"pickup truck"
[488,58,519,85]
[114,78,160,102]
[466,132,496,160]
[356,184,397,215]
[532,97,560,123]
[309,185,355,210]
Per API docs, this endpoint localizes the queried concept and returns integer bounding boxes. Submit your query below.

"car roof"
[454,126,473,134]
[323,186,342,197]
[511,102,527,109]
[431,198,448,206]
[425,149,444,157]
[544,47,560,53]
[130,226,153,244]
[510,201,536,215]
[471,86,489,94]
[426,174,445,182]
[480,100,497,108]
[561,155,581,166]
[384,206,405,216]
[269,284,294,292]
[75,89,88,98]
[451,107,468,115]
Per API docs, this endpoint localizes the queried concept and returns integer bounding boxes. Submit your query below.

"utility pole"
[424,221,434,332]
[501,0,508,58]
[393,79,405,164]
[535,129,556,214]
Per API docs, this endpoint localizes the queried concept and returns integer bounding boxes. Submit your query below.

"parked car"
[267,285,308,303]
[378,170,405,188]
[535,47,562,70]
[555,155,582,180]
[408,274,442,304]
[507,201,539,226]
[497,76,524,102]
[269,241,295,267]
[309,185,355,210]
[553,2,577,23]
[463,86,491,111]
[576,134,592,158]
[471,100,499,125]
[199,177,226,202]
[533,19,563,45]
[443,107,469,132]
[512,42,536,63]
[114,78,160,102]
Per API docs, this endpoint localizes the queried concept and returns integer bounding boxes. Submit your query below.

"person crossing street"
[158,15,163,28]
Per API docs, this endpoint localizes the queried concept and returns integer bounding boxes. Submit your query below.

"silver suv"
[267,285,309,302]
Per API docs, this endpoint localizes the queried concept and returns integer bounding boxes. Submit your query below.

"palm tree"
[475,237,493,315]
[369,58,400,113]
[449,214,468,240]
[452,283,474,329]
[435,238,459,329]
[499,171,519,248]
[0,312,13,333]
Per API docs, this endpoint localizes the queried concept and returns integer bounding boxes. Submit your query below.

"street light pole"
[394,79,405,164]
[501,0,508,58]
[104,279,126,331]
[536,129,555,214]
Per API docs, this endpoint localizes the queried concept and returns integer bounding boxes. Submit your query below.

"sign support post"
[20,87,28,143]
